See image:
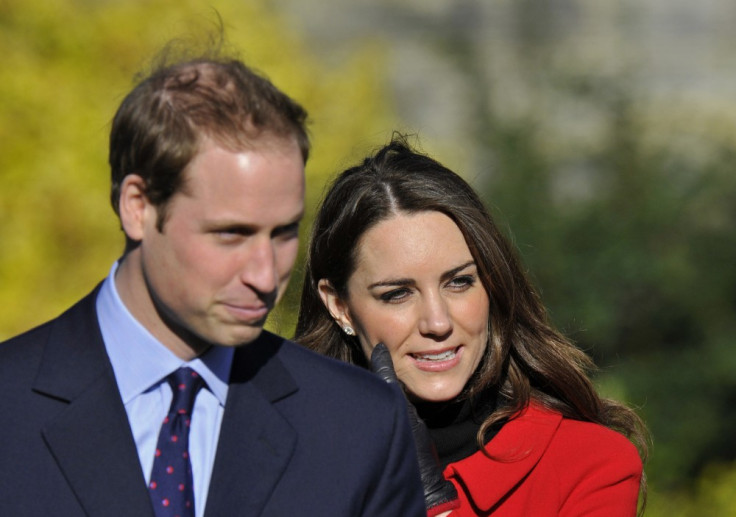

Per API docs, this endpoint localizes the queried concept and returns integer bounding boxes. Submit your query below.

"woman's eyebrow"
[441,260,477,280]
[367,278,415,289]
[367,261,476,289]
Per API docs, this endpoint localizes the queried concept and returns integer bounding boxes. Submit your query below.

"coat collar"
[32,288,302,517]
[203,330,299,516]
[444,403,563,513]
[33,284,109,401]
[33,286,156,517]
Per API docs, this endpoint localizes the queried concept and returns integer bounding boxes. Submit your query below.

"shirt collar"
[96,261,233,406]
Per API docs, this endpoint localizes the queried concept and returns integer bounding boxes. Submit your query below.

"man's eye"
[214,229,245,242]
[274,223,300,240]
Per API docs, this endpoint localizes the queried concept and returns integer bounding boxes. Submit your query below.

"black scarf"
[415,392,502,470]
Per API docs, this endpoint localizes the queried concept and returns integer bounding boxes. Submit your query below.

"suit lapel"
[204,332,298,517]
[33,288,154,517]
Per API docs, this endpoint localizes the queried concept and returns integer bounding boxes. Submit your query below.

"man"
[0,55,426,516]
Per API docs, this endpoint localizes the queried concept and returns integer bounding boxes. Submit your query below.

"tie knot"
[167,367,205,415]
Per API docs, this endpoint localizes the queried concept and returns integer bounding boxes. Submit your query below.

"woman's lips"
[410,346,462,372]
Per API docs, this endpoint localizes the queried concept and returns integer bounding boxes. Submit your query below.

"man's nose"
[239,236,278,296]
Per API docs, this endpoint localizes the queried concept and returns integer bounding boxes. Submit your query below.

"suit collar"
[34,291,302,517]
[32,284,110,401]
[204,331,299,516]
[33,286,155,517]
[445,403,563,512]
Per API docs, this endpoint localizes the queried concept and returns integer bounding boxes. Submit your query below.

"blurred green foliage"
[646,461,736,517]
[2,0,735,514]
[486,88,736,491]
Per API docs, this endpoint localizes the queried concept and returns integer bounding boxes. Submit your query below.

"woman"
[295,136,648,516]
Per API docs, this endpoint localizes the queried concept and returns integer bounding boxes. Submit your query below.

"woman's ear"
[318,279,354,330]
[118,174,151,242]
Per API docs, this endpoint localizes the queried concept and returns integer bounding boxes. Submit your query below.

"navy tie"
[148,367,205,517]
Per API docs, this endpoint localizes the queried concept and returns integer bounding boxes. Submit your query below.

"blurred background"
[1,0,735,513]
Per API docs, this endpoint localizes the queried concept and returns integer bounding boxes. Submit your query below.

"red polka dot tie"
[148,367,204,517]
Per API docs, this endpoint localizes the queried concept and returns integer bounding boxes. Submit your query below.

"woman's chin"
[407,384,463,404]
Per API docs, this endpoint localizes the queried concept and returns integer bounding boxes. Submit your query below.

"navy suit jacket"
[0,286,426,516]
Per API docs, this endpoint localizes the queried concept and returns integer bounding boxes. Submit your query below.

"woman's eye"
[448,275,475,290]
[380,288,410,303]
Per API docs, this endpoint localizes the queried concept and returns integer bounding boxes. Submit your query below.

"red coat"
[442,404,642,516]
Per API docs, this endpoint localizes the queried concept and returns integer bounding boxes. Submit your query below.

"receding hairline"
[147,58,309,161]
[192,130,305,162]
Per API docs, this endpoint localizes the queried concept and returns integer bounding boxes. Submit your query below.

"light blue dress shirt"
[96,262,234,517]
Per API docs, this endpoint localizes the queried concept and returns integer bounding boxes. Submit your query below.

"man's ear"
[118,174,150,242]
[318,279,354,330]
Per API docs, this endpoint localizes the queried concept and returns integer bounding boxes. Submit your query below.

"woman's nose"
[417,292,453,338]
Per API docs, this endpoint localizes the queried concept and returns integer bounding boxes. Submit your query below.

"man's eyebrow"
[203,210,304,232]
[203,221,258,232]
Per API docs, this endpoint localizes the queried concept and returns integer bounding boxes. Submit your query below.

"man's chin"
[214,326,265,348]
